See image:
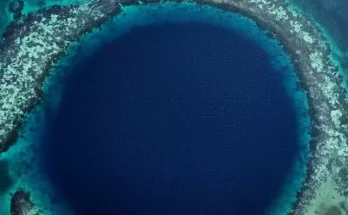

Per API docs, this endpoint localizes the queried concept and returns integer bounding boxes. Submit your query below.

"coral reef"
[0,0,347,214]
[10,189,40,215]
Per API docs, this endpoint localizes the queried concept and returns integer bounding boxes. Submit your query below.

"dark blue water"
[40,22,300,215]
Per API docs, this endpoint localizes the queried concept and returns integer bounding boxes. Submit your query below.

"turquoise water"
[0,0,88,33]
[0,0,12,33]
[0,2,310,215]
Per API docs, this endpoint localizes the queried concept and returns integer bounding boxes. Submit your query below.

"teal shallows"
[1,2,310,215]
[0,159,13,192]
[0,0,13,34]
[21,0,89,14]
[0,106,73,215]
[0,0,88,35]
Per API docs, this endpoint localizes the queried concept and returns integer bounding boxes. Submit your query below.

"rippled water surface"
[1,0,347,215]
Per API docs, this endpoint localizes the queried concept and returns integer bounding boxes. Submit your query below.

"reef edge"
[1,0,348,214]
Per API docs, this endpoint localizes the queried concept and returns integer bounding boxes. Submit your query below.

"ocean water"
[0,2,312,215]
[40,22,299,215]
[37,5,308,214]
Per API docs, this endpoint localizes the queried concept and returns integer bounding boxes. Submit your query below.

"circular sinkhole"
[39,21,304,215]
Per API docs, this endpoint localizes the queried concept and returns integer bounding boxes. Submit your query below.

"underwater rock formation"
[10,189,40,215]
[8,0,24,20]
[0,0,348,214]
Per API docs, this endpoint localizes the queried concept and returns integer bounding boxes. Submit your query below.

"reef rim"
[1,0,348,214]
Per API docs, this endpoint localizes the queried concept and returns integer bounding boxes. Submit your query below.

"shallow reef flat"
[1,0,348,214]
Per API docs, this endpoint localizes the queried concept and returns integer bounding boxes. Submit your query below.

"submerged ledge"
[0,0,348,214]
